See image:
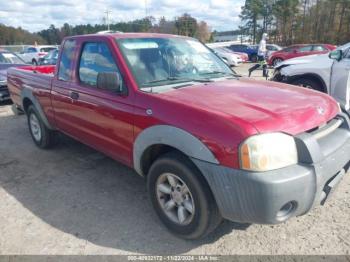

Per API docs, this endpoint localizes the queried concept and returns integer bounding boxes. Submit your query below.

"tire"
[291,78,323,92]
[27,105,57,149]
[272,58,283,67]
[11,104,24,115]
[250,54,258,63]
[147,152,222,239]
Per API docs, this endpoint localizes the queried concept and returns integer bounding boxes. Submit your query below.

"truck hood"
[276,54,332,68]
[160,78,339,135]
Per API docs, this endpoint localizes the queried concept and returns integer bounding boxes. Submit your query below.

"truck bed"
[7,65,55,108]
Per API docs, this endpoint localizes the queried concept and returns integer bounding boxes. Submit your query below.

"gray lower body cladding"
[192,114,350,224]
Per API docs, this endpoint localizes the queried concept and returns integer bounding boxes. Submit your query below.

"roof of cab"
[65,32,192,41]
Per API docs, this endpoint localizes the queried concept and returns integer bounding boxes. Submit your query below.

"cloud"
[0,0,245,32]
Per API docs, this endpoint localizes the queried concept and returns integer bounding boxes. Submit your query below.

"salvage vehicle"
[273,43,350,115]
[0,49,26,102]
[7,33,350,239]
[268,44,337,66]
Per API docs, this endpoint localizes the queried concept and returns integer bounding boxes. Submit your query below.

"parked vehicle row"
[268,44,337,66]
[273,43,350,115]
[6,33,350,240]
[17,45,58,65]
[0,49,26,101]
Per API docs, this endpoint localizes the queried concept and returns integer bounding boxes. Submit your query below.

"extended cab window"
[79,42,118,87]
[58,40,77,81]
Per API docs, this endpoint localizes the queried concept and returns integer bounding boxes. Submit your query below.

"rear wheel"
[27,105,57,149]
[250,54,258,63]
[147,152,222,239]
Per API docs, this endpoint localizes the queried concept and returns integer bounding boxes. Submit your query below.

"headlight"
[239,133,298,172]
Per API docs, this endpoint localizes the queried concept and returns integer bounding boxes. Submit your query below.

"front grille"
[309,118,343,140]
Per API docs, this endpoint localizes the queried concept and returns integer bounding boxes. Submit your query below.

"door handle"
[70,91,79,100]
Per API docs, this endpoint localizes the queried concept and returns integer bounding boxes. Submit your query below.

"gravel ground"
[0,64,349,255]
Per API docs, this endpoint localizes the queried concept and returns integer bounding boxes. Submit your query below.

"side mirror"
[97,72,126,95]
[329,50,343,62]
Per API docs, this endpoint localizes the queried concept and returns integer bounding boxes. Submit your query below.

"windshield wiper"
[142,77,213,87]
[199,71,237,77]
[143,77,183,85]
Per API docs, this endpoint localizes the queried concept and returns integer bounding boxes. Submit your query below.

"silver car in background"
[17,45,57,65]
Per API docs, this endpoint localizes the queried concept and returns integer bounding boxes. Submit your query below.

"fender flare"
[21,87,54,130]
[133,125,219,175]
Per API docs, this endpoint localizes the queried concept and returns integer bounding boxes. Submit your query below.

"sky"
[0,0,245,33]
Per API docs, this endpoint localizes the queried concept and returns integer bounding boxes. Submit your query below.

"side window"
[282,47,292,53]
[58,39,77,81]
[312,45,326,52]
[345,48,350,59]
[298,45,313,52]
[29,47,37,53]
[78,42,119,87]
[268,45,278,51]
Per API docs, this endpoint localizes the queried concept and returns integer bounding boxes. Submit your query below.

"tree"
[175,13,198,37]
[240,0,263,44]
[196,21,211,42]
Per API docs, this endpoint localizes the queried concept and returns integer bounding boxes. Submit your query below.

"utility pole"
[145,0,148,17]
[104,10,111,31]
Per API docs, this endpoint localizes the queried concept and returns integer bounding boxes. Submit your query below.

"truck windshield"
[116,37,234,88]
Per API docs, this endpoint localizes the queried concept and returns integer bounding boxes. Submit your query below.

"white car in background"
[273,43,350,114]
[17,45,58,65]
[211,47,243,66]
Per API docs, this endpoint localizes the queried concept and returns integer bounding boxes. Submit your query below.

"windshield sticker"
[122,42,159,49]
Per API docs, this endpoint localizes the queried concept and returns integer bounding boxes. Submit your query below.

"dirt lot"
[0,64,349,255]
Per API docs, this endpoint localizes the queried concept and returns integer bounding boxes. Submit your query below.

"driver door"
[330,48,350,111]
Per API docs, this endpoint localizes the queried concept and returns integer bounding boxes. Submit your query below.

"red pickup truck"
[7,33,350,239]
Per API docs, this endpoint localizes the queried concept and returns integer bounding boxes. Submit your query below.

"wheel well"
[291,74,327,93]
[22,97,33,113]
[273,57,283,62]
[140,144,186,176]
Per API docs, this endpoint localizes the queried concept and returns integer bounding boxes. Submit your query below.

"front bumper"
[192,113,350,224]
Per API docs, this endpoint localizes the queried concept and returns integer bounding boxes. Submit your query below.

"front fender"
[133,125,219,175]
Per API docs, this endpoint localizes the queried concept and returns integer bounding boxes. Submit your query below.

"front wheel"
[27,105,57,149]
[291,78,323,92]
[147,152,222,239]
[272,58,283,67]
